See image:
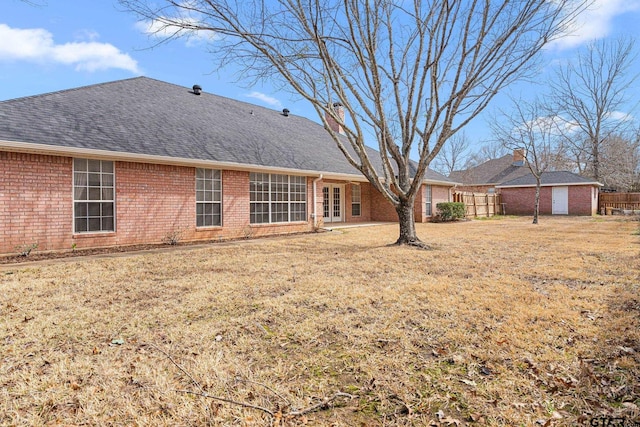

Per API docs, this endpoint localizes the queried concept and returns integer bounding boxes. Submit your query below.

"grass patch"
[1,216,639,426]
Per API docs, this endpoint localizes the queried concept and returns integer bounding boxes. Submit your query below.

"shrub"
[162,230,183,245]
[16,242,39,257]
[436,202,466,222]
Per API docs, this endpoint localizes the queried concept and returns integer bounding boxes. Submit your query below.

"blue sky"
[2,0,640,151]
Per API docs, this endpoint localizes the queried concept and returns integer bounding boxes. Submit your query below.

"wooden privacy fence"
[599,192,640,215]
[453,192,503,218]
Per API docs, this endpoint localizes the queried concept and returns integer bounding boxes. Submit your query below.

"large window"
[425,185,432,216]
[250,173,307,224]
[196,168,222,227]
[73,159,115,233]
[351,184,361,216]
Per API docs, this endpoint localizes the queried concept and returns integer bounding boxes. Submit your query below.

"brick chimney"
[325,102,345,134]
[513,148,525,166]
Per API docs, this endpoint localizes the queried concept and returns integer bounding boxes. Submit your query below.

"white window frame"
[250,173,307,224]
[196,168,222,227]
[425,184,433,217]
[351,184,361,217]
[73,158,115,233]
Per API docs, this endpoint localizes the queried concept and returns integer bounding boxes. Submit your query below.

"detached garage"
[496,171,602,216]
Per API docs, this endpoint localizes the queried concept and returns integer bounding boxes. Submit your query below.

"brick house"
[449,149,530,193]
[0,77,454,255]
[496,171,601,216]
[449,150,601,216]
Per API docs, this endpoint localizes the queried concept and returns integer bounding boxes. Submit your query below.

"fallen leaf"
[441,416,461,426]
[460,379,477,387]
[479,365,492,376]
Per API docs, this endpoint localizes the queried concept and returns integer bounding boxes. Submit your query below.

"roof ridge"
[0,76,148,104]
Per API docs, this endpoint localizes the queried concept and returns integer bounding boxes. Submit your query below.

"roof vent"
[192,84,202,95]
[282,108,290,117]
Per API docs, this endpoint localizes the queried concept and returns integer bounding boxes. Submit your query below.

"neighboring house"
[0,77,454,255]
[450,150,601,216]
[449,150,530,193]
[496,171,601,216]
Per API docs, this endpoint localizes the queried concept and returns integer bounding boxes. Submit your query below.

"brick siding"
[499,185,597,216]
[1,150,456,255]
[0,151,314,255]
[370,183,451,223]
[1,152,73,253]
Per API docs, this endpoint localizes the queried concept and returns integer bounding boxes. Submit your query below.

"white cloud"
[526,115,581,135]
[549,0,640,50]
[605,110,634,122]
[245,91,282,108]
[0,24,139,73]
[135,18,216,47]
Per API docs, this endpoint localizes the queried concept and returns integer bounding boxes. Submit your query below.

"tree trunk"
[592,140,600,182]
[533,182,541,224]
[395,197,420,245]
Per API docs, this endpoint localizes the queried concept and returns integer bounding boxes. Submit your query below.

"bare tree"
[121,0,589,245]
[551,38,638,183]
[433,132,470,176]
[491,99,563,224]
[598,134,640,191]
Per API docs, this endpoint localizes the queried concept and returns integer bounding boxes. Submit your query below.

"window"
[250,173,307,224]
[425,185,432,217]
[73,159,115,233]
[351,184,361,216]
[196,168,222,227]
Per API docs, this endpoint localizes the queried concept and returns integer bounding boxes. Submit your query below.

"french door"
[322,184,344,222]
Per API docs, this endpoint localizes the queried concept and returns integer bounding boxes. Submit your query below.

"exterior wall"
[320,179,374,224]
[429,185,452,221]
[344,182,372,223]
[569,185,599,216]
[499,185,597,216]
[1,152,73,253]
[369,186,398,222]
[369,183,452,223]
[0,149,459,255]
[500,187,551,215]
[0,151,314,255]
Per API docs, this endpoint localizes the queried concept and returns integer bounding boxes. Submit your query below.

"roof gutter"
[496,182,603,188]
[0,139,365,180]
[0,139,458,186]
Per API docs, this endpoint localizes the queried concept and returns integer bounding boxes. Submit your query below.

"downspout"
[312,174,323,228]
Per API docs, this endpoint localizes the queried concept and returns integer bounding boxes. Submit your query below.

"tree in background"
[550,38,638,186]
[121,0,589,245]
[432,132,470,176]
[491,99,564,224]
[598,134,640,191]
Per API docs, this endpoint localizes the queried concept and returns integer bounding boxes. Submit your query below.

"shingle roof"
[497,171,602,187]
[449,154,530,185]
[0,77,452,184]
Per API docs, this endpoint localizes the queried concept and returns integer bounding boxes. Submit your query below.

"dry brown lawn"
[1,216,639,426]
